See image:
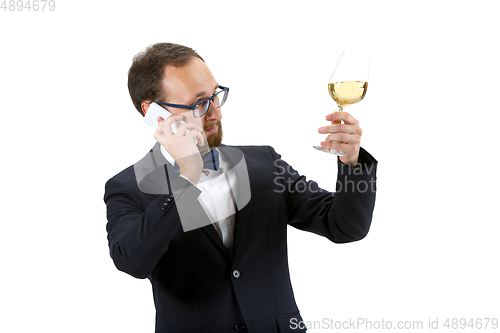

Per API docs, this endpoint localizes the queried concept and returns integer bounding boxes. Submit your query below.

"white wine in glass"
[314,50,370,155]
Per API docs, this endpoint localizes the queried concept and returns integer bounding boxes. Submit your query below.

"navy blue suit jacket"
[104,143,377,332]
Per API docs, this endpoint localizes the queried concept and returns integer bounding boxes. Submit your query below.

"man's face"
[162,58,223,148]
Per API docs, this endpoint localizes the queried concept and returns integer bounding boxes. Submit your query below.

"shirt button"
[235,323,245,331]
[232,269,240,279]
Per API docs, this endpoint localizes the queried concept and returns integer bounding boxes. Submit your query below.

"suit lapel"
[133,143,169,194]
[200,224,228,257]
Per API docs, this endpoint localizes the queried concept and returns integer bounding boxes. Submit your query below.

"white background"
[1,0,499,332]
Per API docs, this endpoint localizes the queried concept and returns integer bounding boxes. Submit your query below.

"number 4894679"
[1,0,56,11]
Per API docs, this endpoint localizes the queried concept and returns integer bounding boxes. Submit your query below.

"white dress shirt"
[160,145,237,255]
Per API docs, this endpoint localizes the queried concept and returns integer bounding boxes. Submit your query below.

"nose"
[204,100,222,121]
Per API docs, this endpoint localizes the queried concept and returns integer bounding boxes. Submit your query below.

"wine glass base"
[313,145,347,156]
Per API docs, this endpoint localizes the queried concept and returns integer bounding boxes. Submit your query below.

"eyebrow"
[193,83,219,100]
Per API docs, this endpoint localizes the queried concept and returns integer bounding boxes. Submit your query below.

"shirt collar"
[160,145,225,172]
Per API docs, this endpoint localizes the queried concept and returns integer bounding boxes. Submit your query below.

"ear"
[141,102,151,115]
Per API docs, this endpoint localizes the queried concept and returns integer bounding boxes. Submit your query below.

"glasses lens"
[214,89,227,108]
[193,88,228,117]
[194,101,208,118]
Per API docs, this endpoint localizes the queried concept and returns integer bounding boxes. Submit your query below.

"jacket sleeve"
[271,147,377,243]
[103,175,201,279]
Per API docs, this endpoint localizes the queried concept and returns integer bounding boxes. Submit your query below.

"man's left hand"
[318,112,363,167]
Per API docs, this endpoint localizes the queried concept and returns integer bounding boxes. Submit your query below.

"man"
[104,43,377,333]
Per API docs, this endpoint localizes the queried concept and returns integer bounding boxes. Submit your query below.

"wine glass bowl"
[328,81,368,111]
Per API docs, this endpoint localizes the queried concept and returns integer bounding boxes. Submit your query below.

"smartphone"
[144,102,184,132]
[144,102,207,152]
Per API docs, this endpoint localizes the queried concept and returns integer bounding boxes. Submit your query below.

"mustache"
[204,120,221,131]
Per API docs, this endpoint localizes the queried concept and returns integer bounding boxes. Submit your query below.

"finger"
[177,122,203,136]
[187,128,205,147]
[320,140,357,156]
[159,114,184,138]
[326,112,359,126]
[320,140,345,153]
[196,132,204,147]
[319,123,362,136]
[325,133,361,145]
[154,119,166,143]
[154,117,166,138]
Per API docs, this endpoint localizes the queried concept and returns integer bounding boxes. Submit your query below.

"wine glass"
[314,50,370,155]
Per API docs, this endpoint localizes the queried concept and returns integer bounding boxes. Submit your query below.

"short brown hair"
[127,43,204,116]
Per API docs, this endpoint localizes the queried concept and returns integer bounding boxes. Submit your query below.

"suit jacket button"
[235,323,245,331]
[232,269,241,279]
[161,194,175,210]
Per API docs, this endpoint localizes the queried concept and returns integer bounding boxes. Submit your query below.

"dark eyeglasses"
[155,86,229,118]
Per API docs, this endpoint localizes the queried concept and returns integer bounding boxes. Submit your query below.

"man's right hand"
[154,114,205,185]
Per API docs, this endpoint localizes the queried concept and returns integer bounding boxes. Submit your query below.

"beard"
[205,120,223,148]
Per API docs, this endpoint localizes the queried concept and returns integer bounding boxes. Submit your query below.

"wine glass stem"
[335,105,344,124]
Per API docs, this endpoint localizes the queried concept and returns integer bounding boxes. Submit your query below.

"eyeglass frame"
[155,85,229,118]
